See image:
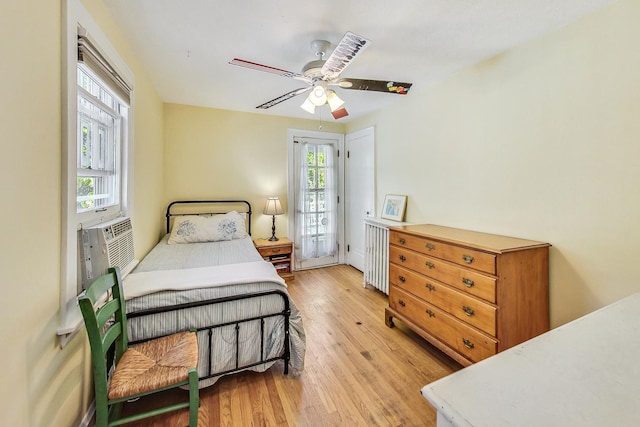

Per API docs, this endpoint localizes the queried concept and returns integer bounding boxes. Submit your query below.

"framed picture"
[381,194,407,222]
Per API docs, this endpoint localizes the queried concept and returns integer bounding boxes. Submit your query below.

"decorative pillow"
[223,211,248,239]
[168,212,247,244]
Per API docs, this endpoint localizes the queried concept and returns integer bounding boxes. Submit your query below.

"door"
[345,127,375,271]
[288,130,344,270]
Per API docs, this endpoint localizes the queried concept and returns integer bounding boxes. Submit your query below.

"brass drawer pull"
[462,278,475,288]
[398,299,406,307]
[399,255,407,262]
[426,243,435,251]
[462,338,475,349]
[462,306,475,316]
[399,238,406,245]
[399,275,406,283]
[462,254,474,264]
[425,309,436,318]
[425,283,435,292]
[425,261,436,269]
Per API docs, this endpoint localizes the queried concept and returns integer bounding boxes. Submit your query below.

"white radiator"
[364,218,392,294]
[364,217,411,294]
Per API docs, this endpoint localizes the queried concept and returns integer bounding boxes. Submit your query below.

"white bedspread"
[123,260,285,299]
[125,233,305,388]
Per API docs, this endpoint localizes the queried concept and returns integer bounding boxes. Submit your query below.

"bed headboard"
[165,200,253,235]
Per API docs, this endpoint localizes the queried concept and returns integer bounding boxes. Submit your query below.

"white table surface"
[421,292,640,426]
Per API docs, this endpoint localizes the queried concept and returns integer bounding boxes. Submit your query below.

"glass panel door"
[293,137,339,269]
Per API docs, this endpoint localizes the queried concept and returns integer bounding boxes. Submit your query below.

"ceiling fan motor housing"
[302,39,331,78]
[302,59,326,78]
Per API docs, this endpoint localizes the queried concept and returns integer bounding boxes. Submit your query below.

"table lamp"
[263,197,284,241]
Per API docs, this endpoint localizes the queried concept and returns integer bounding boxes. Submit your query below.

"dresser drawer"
[390,230,496,274]
[390,264,497,336]
[389,286,497,363]
[390,245,497,303]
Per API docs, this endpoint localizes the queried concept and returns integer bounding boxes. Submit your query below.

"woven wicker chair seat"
[108,331,198,400]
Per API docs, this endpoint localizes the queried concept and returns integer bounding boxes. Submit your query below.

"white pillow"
[224,211,248,239]
[168,212,247,244]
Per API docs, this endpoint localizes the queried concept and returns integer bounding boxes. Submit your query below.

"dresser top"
[390,224,550,253]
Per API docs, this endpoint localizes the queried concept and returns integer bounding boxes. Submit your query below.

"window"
[75,27,132,223]
[76,66,125,215]
[59,0,134,345]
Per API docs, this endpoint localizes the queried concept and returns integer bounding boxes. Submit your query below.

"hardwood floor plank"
[121,265,461,426]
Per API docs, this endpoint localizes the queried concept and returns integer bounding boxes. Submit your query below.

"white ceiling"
[104,0,617,123]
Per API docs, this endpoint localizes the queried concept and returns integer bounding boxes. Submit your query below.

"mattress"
[123,235,305,388]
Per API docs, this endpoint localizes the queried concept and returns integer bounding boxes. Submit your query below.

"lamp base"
[268,215,279,241]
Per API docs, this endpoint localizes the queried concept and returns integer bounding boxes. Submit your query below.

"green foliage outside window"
[77,177,94,210]
[306,149,326,189]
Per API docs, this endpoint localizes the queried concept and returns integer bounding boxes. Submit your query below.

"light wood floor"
[122,265,461,426]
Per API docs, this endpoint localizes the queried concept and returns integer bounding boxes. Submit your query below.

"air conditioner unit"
[80,216,136,290]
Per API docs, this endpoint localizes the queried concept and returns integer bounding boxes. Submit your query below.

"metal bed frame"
[165,199,253,236]
[128,200,291,380]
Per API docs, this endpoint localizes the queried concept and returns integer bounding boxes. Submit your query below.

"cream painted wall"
[0,0,164,425]
[2,0,637,424]
[163,104,345,240]
[347,0,640,327]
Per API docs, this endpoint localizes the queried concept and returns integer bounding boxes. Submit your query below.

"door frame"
[345,126,375,271]
[287,129,345,267]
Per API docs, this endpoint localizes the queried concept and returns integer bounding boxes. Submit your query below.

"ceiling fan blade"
[334,78,412,94]
[320,32,371,80]
[256,87,311,109]
[331,107,349,120]
[229,58,311,82]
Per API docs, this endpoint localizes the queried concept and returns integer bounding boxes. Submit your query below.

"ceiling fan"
[229,32,412,119]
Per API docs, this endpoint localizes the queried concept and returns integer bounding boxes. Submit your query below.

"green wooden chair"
[78,267,200,427]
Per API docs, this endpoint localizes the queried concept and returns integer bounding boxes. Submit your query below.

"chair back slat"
[83,272,119,305]
[96,298,121,328]
[101,321,123,356]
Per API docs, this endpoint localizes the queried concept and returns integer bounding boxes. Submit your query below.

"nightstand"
[253,237,294,281]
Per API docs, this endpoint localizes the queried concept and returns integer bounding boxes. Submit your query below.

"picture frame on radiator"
[381,194,407,222]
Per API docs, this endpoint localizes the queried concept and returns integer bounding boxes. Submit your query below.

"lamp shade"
[326,89,345,112]
[263,197,284,215]
[300,97,316,114]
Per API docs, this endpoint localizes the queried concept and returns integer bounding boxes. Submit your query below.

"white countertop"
[421,292,640,426]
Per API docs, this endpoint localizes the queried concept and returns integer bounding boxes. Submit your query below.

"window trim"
[59,0,135,346]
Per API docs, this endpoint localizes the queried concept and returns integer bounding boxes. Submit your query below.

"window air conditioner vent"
[80,217,136,291]
[110,217,133,238]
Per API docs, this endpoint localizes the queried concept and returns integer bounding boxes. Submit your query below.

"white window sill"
[57,260,138,347]
[57,298,85,347]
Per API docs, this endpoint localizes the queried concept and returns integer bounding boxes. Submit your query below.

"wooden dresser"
[385,224,550,366]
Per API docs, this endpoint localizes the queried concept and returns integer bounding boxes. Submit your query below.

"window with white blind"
[59,0,134,345]
[76,27,131,223]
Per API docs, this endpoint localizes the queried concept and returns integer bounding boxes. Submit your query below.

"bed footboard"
[127,289,291,380]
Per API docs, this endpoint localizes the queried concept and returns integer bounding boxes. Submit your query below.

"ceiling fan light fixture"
[300,97,316,114]
[326,90,345,112]
[309,85,327,106]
